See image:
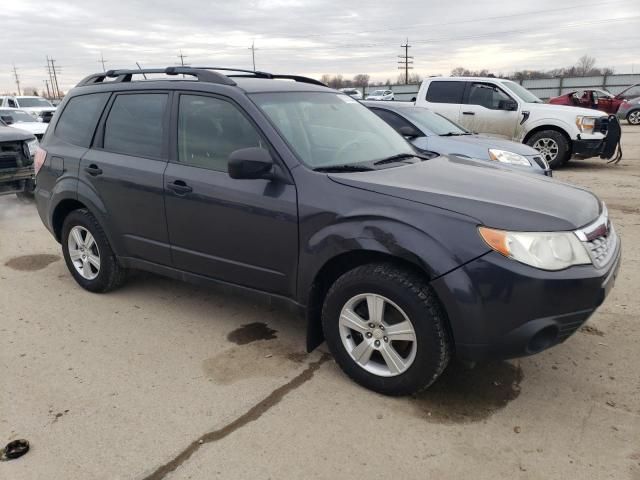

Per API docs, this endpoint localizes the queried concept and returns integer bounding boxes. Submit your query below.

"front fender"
[517,118,576,142]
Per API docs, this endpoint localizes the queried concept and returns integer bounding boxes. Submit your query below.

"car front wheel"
[527,130,570,168]
[628,110,640,125]
[322,263,451,396]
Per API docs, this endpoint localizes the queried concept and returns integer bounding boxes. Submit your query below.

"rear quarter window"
[426,81,466,104]
[55,93,110,147]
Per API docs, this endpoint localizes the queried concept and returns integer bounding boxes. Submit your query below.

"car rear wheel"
[527,130,570,168]
[628,110,640,125]
[322,263,451,396]
[61,209,127,293]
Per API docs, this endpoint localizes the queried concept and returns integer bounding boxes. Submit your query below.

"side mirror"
[498,100,518,111]
[1,115,14,125]
[228,147,274,180]
[398,125,421,138]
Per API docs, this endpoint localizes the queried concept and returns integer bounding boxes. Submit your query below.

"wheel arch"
[523,124,572,146]
[305,249,452,352]
[52,198,88,242]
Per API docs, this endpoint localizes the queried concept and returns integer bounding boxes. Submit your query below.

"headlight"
[575,115,598,133]
[26,138,39,157]
[488,149,531,166]
[478,226,591,271]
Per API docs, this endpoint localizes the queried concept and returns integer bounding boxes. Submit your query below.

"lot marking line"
[141,354,330,480]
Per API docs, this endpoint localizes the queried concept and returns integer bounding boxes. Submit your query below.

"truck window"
[7,98,17,108]
[467,83,512,110]
[55,93,110,147]
[426,81,465,104]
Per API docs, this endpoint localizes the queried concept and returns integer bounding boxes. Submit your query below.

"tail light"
[34,146,47,175]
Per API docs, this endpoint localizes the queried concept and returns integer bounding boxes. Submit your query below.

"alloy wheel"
[533,137,559,162]
[338,293,417,377]
[629,111,640,125]
[67,226,101,280]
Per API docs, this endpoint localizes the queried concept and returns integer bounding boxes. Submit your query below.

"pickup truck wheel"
[322,263,451,396]
[628,110,640,125]
[61,209,127,293]
[527,130,570,168]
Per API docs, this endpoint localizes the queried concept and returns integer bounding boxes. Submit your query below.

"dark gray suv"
[35,67,621,395]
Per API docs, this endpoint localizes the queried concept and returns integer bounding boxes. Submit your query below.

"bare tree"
[576,55,597,76]
[352,74,370,87]
[320,74,332,85]
[396,72,422,84]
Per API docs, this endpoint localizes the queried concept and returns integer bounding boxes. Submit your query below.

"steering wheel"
[334,140,364,163]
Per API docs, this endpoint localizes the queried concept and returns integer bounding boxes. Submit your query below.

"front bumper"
[573,138,604,158]
[431,240,621,362]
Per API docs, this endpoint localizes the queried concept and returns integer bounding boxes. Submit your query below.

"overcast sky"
[1,0,639,94]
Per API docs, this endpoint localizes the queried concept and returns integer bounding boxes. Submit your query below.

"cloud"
[1,0,638,93]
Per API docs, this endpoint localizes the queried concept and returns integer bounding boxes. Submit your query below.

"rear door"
[80,91,171,265]
[422,80,465,123]
[460,81,519,138]
[163,93,298,295]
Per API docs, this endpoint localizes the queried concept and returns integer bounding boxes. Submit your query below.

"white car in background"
[0,95,57,123]
[0,108,48,140]
[339,88,363,100]
[366,89,394,101]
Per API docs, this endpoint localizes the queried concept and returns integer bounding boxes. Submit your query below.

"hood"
[328,155,600,231]
[0,125,34,142]
[414,134,539,158]
[615,83,640,98]
[532,102,607,118]
[9,121,48,135]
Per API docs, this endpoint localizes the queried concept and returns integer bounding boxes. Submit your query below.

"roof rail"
[76,67,236,87]
[76,66,327,88]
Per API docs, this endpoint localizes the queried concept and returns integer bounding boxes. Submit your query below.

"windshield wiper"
[372,153,419,166]
[440,131,471,136]
[313,164,375,173]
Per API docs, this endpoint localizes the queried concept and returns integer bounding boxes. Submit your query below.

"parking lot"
[0,126,638,479]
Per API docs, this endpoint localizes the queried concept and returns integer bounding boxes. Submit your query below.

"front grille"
[585,227,617,268]
[594,116,609,135]
[531,156,546,168]
[41,111,54,123]
[0,141,22,169]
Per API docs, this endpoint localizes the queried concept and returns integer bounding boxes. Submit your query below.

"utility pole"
[99,52,107,72]
[248,40,257,71]
[178,50,188,67]
[46,56,55,98]
[12,64,22,95]
[397,38,413,85]
[43,80,51,99]
[46,56,62,99]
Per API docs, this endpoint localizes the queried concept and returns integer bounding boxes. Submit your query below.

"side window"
[371,109,415,133]
[8,98,18,108]
[55,93,110,147]
[177,95,263,172]
[103,93,168,158]
[426,81,465,104]
[467,83,512,110]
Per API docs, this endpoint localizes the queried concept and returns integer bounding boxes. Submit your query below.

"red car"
[549,83,640,114]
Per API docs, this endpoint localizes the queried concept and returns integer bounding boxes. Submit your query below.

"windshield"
[370,90,386,96]
[398,107,468,136]
[0,109,37,122]
[251,92,415,169]
[17,97,53,108]
[501,81,542,103]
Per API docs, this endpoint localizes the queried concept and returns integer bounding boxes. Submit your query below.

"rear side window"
[55,93,110,147]
[104,93,168,158]
[426,81,465,104]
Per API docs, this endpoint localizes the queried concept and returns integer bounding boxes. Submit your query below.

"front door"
[164,93,298,296]
[460,82,520,138]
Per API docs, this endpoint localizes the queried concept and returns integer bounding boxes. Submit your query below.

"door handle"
[462,111,475,115]
[166,180,193,195]
[85,164,103,176]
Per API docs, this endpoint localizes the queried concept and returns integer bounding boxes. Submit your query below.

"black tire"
[526,130,570,169]
[627,110,640,125]
[61,209,127,293]
[322,263,451,396]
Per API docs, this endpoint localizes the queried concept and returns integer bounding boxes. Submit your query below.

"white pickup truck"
[414,77,617,168]
[0,96,57,124]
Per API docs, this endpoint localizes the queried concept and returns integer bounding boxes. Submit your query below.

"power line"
[398,39,413,84]
[12,64,21,95]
